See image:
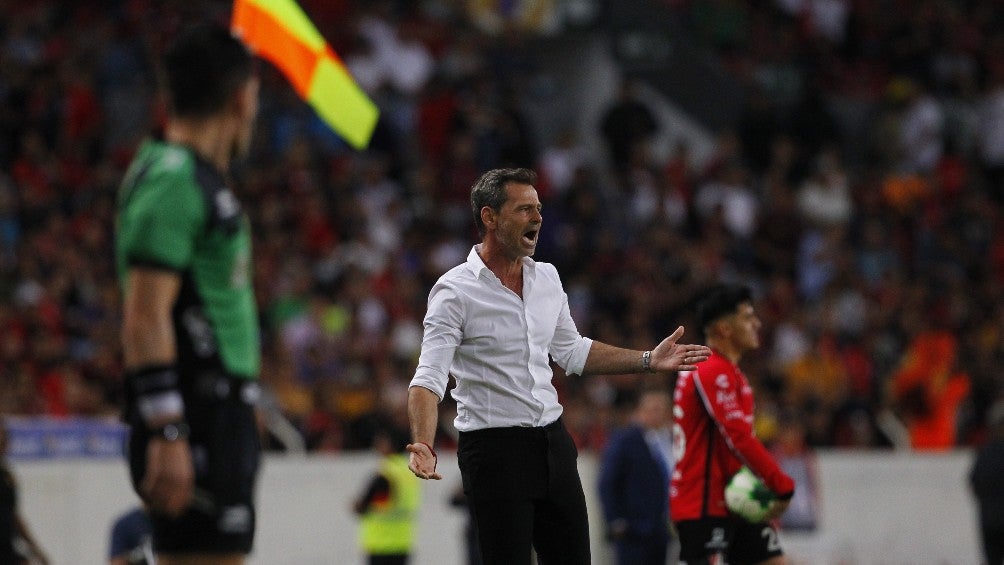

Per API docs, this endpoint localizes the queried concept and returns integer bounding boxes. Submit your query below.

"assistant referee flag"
[231,0,379,149]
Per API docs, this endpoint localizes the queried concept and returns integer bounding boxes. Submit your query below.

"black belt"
[458,417,565,439]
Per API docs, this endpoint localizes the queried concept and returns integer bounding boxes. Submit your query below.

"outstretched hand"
[650,326,712,372]
[406,442,443,480]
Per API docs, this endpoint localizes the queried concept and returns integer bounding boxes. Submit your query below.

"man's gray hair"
[470,168,537,237]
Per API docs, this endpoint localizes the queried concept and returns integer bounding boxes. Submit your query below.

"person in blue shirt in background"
[599,387,677,565]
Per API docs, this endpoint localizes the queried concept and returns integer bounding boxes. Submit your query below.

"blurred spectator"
[598,388,676,565]
[795,146,852,228]
[0,420,50,564]
[537,129,589,200]
[107,506,153,565]
[888,328,972,450]
[890,77,944,174]
[600,80,659,179]
[978,61,1004,202]
[353,427,420,565]
[969,400,1004,565]
[448,483,482,565]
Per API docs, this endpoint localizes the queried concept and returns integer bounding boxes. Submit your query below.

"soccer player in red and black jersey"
[670,284,795,565]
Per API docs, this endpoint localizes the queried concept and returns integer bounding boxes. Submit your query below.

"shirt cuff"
[563,337,593,376]
[409,369,447,402]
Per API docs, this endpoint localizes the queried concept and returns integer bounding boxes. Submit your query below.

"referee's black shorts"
[127,371,261,555]
[458,417,590,565]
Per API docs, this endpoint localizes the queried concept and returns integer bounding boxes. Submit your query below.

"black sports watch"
[152,421,191,442]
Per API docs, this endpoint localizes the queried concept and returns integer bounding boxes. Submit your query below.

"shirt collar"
[465,245,536,278]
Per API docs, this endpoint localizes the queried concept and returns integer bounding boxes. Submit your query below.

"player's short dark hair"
[470,168,537,237]
[163,22,254,118]
[693,283,753,336]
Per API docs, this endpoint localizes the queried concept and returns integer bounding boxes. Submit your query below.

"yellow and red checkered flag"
[231,0,379,150]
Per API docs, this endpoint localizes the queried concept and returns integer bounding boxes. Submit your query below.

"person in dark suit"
[599,388,676,565]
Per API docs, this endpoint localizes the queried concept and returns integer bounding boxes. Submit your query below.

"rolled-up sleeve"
[410,281,464,401]
[548,288,593,376]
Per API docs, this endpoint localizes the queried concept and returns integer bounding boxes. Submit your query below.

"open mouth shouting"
[522,228,539,247]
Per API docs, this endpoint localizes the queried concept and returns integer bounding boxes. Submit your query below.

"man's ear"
[480,206,495,231]
[232,78,259,120]
[709,318,730,340]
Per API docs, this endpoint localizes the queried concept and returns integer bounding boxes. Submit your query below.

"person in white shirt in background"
[406,167,710,565]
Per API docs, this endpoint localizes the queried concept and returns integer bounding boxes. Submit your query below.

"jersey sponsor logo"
[716,374,729,388]
[716,390,737,406]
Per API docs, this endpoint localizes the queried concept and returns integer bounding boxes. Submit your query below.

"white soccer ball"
[725,466,776,523]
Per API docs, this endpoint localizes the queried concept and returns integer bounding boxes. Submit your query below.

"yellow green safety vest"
[360,454,421,554]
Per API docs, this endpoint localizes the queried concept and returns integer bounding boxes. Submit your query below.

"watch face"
[159,422,189,441]
[163,424,180,441]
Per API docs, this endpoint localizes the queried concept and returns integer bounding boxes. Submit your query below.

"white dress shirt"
[410,246,593,431]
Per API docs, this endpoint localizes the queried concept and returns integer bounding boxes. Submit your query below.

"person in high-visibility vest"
[354,428,421,565]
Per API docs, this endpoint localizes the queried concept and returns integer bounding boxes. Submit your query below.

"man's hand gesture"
[651,326,712,372]
[407,442,443,480]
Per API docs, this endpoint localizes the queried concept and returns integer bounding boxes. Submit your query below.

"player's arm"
[694,373,794,499]
[580,326,711,376]
[122,267,180,378]
[122,267,194,516]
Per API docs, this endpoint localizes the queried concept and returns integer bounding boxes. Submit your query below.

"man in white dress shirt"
[407,168,710,565]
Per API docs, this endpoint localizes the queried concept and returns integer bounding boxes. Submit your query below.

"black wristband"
[151,421,191,441]
[125,364,184,424]
[126,364,180,396]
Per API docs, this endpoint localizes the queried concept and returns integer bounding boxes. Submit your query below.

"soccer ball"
[725,467,776,523]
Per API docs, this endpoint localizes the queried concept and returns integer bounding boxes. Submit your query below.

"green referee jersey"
[116,139,260,379]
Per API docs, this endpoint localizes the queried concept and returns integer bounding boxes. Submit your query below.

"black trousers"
[457,418,590,565]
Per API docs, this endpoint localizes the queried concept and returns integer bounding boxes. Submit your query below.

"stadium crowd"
[0,0,1002,454]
